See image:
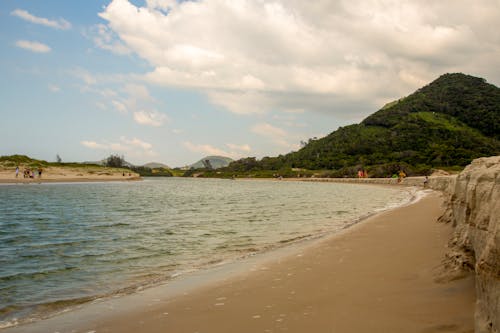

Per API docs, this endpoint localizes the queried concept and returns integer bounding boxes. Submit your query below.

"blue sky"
[1,1,499,167]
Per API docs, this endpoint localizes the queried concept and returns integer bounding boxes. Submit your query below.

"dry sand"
[0,166,140,183]
[14,191,473,333]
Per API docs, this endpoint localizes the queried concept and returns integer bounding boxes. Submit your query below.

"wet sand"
[8,191,474,333]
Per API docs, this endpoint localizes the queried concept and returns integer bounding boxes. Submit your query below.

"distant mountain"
[225,73,500,177]
[143,162,170,169]
[190,156,234,169]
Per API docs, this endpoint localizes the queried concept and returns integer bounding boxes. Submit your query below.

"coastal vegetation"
[0,154,131,175]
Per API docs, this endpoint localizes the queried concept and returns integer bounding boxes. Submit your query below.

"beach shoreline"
[0,166,141,184]
[0,176,142,184]
[4,189,475,333]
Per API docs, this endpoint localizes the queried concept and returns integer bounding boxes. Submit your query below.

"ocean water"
[0,178,414,328]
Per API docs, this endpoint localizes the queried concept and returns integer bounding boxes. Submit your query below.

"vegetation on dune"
[0,154,131,175]
[130,166,173,177]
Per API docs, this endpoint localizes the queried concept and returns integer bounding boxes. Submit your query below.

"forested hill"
[226,73,500,177]
[363,73,499,139]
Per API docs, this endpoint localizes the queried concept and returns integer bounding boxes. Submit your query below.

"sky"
[1,0,500,167]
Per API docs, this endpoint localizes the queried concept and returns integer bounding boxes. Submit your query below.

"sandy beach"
[6,190,475,333]
[0,167,140,184]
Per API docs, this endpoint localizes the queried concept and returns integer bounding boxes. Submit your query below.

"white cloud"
[81,140,108,150]
[48,84,60,93]
[91,24,130,55]
[146,0,177,11]
[207,90,268,115]
[119,136,153,150]
[81,137,157,158]
[15,40,51,53]
[184,142,230,157]
[226,143,251,152]
[112,100,127,113]
[124,84,153,102]
[133,109,168,127]
[251,122,294,148]
[252,123,287,138]
[97,0,500,117]
[11,9,71,30]
[184,141,251,159]
[71,68,97,85]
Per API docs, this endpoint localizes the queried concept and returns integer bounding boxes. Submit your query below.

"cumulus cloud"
[98,0,500,117]
[111,100,127,113]
[15,40,51,53]
[184,141,251,159]
[252,123,287,138]
[11,9,71,30]
[133,109,168,127]
[72,73,171,126]
[226,143,251,152]
[251,122,293,148]
[90,24,130,55]
[81,140,108,150]
[81,136,157,157]
[184,142,230,157]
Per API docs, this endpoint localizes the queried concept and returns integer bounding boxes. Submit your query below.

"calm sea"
[0,178,414,328]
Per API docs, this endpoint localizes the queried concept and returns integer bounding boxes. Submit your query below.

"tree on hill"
[105,154,126,168]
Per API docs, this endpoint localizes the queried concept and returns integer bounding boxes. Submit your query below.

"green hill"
[363,73,499,138]
[225,73,500,177]
[190,156,234,169]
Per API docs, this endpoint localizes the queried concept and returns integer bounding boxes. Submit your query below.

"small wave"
[0,296,95,329]
[28,239,93,249]
[91,222,130,229]
[0,266,80,282]
[279,234,314,244]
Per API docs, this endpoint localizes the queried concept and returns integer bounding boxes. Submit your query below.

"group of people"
[357,169,368,178]
[15,166,42,179]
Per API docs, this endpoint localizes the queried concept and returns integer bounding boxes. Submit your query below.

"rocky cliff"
[432,156,499,333]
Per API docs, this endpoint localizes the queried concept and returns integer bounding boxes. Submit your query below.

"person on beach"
[398,170,406,183]
[423,175,429,188]
[38,168,42,178]
[15,166,19,178]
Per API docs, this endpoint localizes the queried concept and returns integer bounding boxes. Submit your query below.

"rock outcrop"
[432,156,499,333]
